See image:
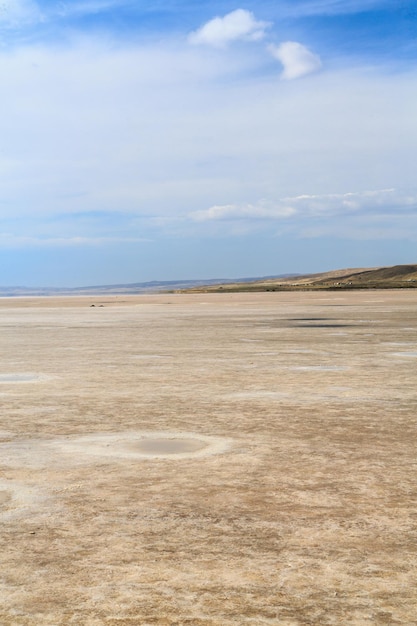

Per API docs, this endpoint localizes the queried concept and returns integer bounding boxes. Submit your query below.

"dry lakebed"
[0,290,416,625]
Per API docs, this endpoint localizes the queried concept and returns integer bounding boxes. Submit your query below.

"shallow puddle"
[130,437,207,455]
[0,491,11,505]
[40,431,231,462]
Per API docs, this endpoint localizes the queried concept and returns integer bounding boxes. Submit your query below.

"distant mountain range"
[1,265,416,296]
[0,274,298,296]
[179,264,417,292]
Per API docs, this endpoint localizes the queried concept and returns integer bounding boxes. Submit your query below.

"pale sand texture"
[0,291,416,624]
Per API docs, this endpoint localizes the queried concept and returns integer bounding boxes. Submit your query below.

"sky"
[0,0,416,287]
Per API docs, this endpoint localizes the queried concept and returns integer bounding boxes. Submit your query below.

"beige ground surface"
[0,291,416,625]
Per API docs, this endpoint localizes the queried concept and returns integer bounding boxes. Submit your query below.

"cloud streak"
[0,233,148,249]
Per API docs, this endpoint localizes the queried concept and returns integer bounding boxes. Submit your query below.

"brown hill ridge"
[179,264,417,292]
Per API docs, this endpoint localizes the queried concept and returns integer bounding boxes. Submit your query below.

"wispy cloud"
[0,0,132,25]
[285,189,417,215]
[53,0,131,20]
[0,0,41,28]
[279,0,391,18]
[190,189,417,222]
[188,9,271,47]
[0,233,148,249]
[269,42,322,79]
[190,201,296,222]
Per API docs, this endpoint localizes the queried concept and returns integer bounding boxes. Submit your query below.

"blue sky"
[0,0,416,286]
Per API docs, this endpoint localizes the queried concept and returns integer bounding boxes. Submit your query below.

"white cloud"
[269,41,322,79]
[188,9,270,47]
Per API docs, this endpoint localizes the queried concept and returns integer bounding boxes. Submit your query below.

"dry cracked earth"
[0,291,416,625]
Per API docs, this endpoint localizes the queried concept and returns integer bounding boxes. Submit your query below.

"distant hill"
[0,274,298,297]
[1,265,416,296]
[177,264,417,292]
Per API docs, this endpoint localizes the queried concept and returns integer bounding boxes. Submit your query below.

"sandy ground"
[0,290,416,625]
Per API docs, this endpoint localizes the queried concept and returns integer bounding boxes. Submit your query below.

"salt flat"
[0,291,416,625]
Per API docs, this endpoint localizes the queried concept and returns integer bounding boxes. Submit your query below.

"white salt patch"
[357,319,382,323]
[288,365,347,371]
[255,329,285,333]
[226,391,290,400]
[0,479,49,521]
[240,338,262,343]
[0,430,15,439]
[392,352,417,358]
[286,349,314,353]
[130,354,173,359]
[0,373,44,383]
